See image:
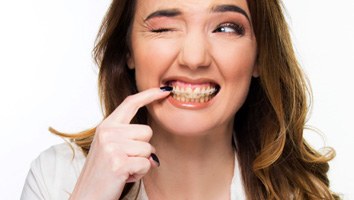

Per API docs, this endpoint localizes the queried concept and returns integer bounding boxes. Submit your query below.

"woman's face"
[128,0,257,135]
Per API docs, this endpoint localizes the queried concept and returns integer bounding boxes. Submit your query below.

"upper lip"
[162,76,220,86]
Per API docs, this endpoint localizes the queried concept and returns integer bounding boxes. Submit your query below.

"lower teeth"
[173,94,214,103]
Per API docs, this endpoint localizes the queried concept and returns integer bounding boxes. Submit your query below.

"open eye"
[213,23,245,35]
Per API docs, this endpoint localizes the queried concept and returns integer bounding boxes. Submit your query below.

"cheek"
[132,39,180,91]
[213,40,257,111]
[215,41,257,81]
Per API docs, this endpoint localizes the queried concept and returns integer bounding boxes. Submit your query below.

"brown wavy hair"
[51,0,339,199]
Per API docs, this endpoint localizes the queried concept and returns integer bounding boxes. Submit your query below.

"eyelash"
[151,28,174,33]
[150,22,245,35]
[213,23,245,35]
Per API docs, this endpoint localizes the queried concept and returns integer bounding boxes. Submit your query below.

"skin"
[70,89,169,199]
[129,0,257,136]
[71,0,257,199]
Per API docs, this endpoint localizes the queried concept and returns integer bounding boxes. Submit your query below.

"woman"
[21,0,339,199]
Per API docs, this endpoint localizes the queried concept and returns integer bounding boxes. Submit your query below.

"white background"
[0,0,353,199]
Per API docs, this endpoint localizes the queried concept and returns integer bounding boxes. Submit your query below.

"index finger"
[106,87,171,124]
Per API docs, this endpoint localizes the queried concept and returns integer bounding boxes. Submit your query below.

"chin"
[148,105,230,137]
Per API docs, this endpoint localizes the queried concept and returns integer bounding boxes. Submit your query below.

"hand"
[70,88,171,200]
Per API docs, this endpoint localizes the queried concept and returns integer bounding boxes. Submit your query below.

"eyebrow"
[144,4,250,23]
[144,9,182,22]
[211,4,250,23]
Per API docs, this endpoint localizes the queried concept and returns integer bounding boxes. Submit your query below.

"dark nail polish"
[151,153,160,166]
[160,86,173,92]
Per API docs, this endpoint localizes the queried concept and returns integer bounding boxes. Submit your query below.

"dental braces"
[171,87,218,99]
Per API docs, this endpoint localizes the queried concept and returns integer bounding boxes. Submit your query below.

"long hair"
[52,0,339,199]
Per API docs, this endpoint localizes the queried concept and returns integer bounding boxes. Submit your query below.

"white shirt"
[21,143,245,200]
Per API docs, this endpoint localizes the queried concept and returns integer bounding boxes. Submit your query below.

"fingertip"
[108,87,171,124]
[139,87,171,102]
[159,86,173,92]
[149,159,159,168]
[150,153,160,167]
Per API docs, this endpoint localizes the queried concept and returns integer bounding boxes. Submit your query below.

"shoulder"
[22,143,86,199]
[32,142,86,181]
[36,142,85,161]
[32,142,85,172]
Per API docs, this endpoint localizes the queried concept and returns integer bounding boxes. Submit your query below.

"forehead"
[135,0,250,16]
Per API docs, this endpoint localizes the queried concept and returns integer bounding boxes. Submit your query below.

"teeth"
[181,96,186,102]
[170,83,218,103]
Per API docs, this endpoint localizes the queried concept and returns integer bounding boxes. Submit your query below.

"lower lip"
[167,95,217,109]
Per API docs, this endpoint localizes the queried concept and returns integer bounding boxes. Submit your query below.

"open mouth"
[166,80,220,103]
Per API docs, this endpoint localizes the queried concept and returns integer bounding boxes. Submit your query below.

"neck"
[143,122,235,200]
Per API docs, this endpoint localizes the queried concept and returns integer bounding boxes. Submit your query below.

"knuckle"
[144,143,153,154]
[142,159,151,171]
[95,129,109,144]
[94,126,117,145]
[95,123,105,134]
[137,143,152,156]
[111,158,128,178]
[103,143,116,154]
[142,126,153,138]
[125,95,134,101]
[123,95,136,105]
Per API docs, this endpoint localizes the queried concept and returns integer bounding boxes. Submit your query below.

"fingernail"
[160,86,173,92]
[151,153,160,167]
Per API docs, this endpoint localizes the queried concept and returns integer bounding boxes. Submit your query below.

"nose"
[178,31,212,70]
